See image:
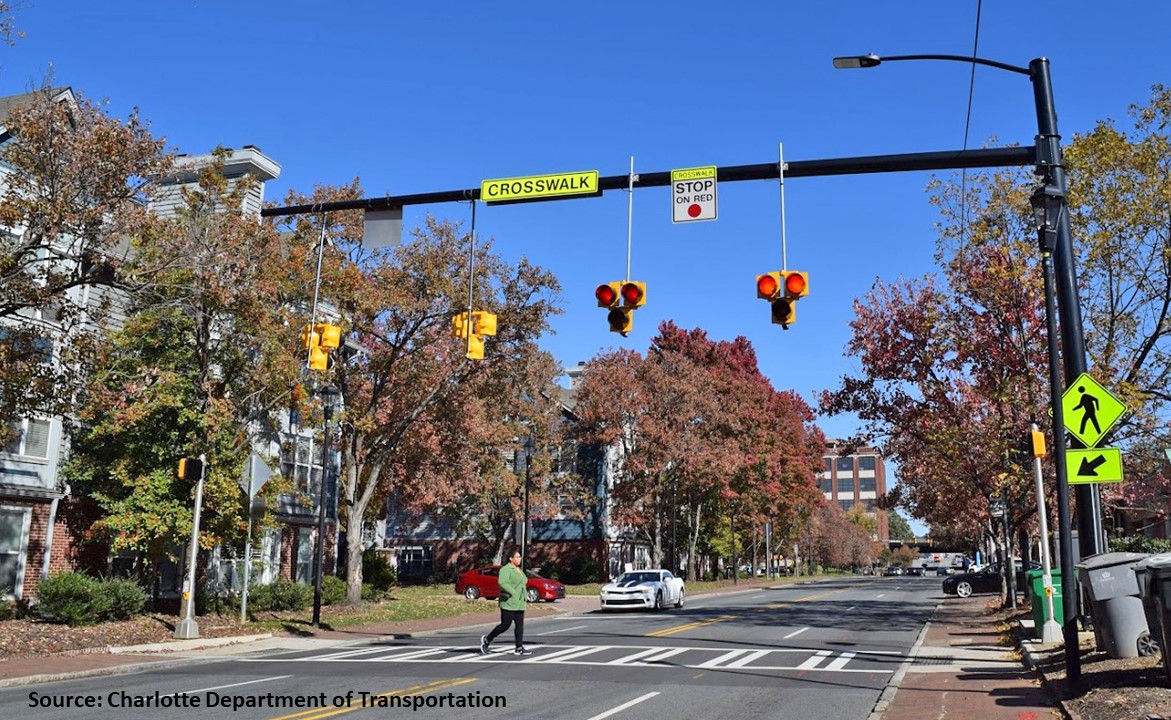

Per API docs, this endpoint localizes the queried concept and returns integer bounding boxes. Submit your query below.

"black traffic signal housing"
[177,457,204,481]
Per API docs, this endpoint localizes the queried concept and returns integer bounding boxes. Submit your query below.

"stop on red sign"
[671,166,717,223]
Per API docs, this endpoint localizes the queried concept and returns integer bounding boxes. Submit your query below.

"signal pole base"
[1041,619,1062,644]
[173,618,200,639]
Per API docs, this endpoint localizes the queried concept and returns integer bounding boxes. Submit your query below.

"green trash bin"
[1028,568,1063,639]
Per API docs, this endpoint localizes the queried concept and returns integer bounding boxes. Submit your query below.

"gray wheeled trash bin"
[1075,551,1150,658]
[1138,553,1171,684]
[1135,553,1171,657]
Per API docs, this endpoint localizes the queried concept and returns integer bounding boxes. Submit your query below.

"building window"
[859,456,876,471]
[552,443,577,474]
[838,477,855,494]
[838,499,856,511]
[282,437,322,498]
[836,456,854,472]
[295,528,315,585]
[3,418,51,459]
[824,458,832,473]
[0,506,31,599]
[863,499,876,512]
[819,479,832,493]
[859,478,877,493]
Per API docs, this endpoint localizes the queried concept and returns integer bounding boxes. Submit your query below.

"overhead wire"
[959,0,984,263]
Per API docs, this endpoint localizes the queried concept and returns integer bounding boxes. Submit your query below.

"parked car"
[455,565,567,602]
[905,566,924,577]
[600,569,685,611]
[883,566,903,576]
[942,561,1039,597]
[936,566,954,577]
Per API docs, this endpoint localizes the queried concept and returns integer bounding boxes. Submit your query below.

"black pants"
[486,609,525,648]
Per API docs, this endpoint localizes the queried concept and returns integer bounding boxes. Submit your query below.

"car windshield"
[616,572,659,584]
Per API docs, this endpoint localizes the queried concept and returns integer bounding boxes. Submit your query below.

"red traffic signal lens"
[757,274,778,297]
[595,284,617,305]
[785,273,806,296]
[620,283,643,305]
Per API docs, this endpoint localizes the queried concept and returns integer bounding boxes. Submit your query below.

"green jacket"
[498,563,528,611]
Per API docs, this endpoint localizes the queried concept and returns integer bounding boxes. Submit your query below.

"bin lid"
[1074,551,1149,571]
[1139,552,1171,577]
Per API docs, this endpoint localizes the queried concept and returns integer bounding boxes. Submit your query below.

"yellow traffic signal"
[308,345,330,371]
[316,323,341,349]
[608,307,633,336]
[466,333,485,360]
[595,282,621,308]
[177,457,203,480]
[1031,429,1047,457]
[471,311,497,336]
[782,271,809,299]
[771,298,795,329]
[756,272,781,300]
[620,281,646,308]
[301,324,319,349]
[452,311,469,339]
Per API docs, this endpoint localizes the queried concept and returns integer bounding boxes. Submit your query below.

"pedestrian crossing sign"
[1061,372,1126,448]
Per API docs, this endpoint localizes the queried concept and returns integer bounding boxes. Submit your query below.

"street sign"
[239,452,273,498]
[480,170,599,204]
[671,166,717,223]
[1066,447,1124,485]
[1061,372,1126,448]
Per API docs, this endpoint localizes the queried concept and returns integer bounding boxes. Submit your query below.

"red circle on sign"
[688,204,701,218]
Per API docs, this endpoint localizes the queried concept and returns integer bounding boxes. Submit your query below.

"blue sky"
[5,2,1169,530]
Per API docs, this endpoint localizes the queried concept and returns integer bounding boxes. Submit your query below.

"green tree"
[887,510,915,541]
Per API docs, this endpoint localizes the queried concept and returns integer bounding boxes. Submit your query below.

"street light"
[312,384,340,629]
[521,435,533,569]
[833,51,1092,681]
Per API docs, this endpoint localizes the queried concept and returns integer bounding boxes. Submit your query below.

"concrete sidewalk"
[877,595,1059,720]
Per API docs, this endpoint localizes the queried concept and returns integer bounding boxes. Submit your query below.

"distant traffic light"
[608,307,633,336]
[757,271,807,330]
[756,272,780,300]
[595,282,620,308]
[302,323,341,371]
[783,271,808,299]
[452,310,497,361]
[620,281,646,308]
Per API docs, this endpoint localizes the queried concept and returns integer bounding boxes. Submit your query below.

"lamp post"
[832,52,1091,681]
[522,435,533,569]
[312,385,339,629]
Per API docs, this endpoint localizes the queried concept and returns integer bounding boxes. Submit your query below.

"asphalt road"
[0,576,943,720]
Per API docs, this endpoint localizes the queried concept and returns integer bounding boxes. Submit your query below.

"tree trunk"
[344,488,372,605]
[652,484,662,569]
[688,502,703,582]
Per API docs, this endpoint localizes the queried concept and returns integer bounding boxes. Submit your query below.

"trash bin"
[1138,553,1171,682]
[1075,551,1150,658]
[1026,568,1063,640]
[1135,554,1171,657]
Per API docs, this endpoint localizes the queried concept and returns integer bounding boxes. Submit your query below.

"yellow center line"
[267,677,477,720]
[646,586,852,637]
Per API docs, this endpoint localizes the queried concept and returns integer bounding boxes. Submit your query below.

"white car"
[600,569,685,611]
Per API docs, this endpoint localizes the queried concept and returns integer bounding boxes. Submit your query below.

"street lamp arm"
[834,53,1030,76]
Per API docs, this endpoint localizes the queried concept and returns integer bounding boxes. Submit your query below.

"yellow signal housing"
[596,282,621,309]
[782,270,809,299]
[771,298,795,329]
[608,307,633,336]
[308,345,330,371]
[452,312,469,339]
[466,333,485,360]
[1031,429,1047,458]
[300,325,320,349]
[177,457,203,480]
[756,272,781,300]
[471,311,497,337]
[620,281,646,308]
[316,323,341,349]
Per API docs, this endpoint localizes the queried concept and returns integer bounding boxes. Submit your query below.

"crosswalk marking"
[239,643,896,674]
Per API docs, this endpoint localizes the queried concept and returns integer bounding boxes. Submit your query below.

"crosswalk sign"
[1061,373,1125,448]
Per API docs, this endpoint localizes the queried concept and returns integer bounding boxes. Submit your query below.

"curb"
[867,600,937,720]
[109,633,273,654]
[0,656,223,690]
[1017,624,1083,720]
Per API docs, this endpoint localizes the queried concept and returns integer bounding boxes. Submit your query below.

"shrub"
[36,572,111,626]
[360,583,383,602]
[101,577,147,620]
[248,580,312,612]
[566,556,600,584]
[537,561,560,580]
[321,575,346,605]
[362,550,397,591]
[1108,534,1171,554]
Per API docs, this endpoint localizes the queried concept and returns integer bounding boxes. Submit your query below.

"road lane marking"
[548,645,613,662]
[750,593,768,599]
[537,624,588,635]
[847,606,856,611]
[783,627,809,639]
[266,678,475,720]
[520,646,591,663]
[646,614,735,637]
[181,675,291,694]
[636,647,689,665]
[796,650,832,670]
[586,692,661,720]
[610,648,669,665]
[697,649,752,668]
[373,648,448,662]
[313,646,402,661]
[824,652,857,671]
[876,594,885,598]
[725,650,771,668]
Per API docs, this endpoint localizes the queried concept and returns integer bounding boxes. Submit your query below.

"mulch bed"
[0,614,254,661]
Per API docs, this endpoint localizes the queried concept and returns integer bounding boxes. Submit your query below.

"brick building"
[818,440,890,540]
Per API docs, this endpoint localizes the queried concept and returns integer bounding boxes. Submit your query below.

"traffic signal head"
[451,312,468,339]
[177,457,204,481]
[308,344,330,371]
[608,307,633,336]
[756,272,781,299]
[300,324,319,349]
[471,311,497,337]
[315,323,341,349]
[465,333,485,360]
[771,298,795,329]
[783,271,808,299]
[620,281,646,308]
[595,282,620,308]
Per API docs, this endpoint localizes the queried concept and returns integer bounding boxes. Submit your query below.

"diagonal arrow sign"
[1077,454,1107,477]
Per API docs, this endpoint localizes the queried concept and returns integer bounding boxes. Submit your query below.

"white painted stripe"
[314,646,399,661]
[876,594,885,598]
[796,650,832,670]
[847,606,856,611]
[524,646,600,663]
[537,624,588,635]
[823,652,856,671]
[609,648,667,665]
[586,692,661,720]
[636,647,689,665]
[697,649,751,668]
[750,593,768,599]
[783,627,809,639]
[375,647,448,662]
[179,675,290,694]
[725,649,770,668]
[548,645,613,663]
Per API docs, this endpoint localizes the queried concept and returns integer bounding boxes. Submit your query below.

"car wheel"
[654,592,663,611]
[463,585,480,600]
[674,590,684,609]
[526,587,540,603]
[1137,630,1160,657]
[956,581,973,598]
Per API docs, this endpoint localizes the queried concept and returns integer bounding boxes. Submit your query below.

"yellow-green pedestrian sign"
[1061,373,1125,448]
[1066,447,1124,485]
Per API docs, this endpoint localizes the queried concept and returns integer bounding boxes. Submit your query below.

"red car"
[455,565,566,602]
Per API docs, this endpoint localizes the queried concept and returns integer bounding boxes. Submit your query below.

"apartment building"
[818,440,890,540]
